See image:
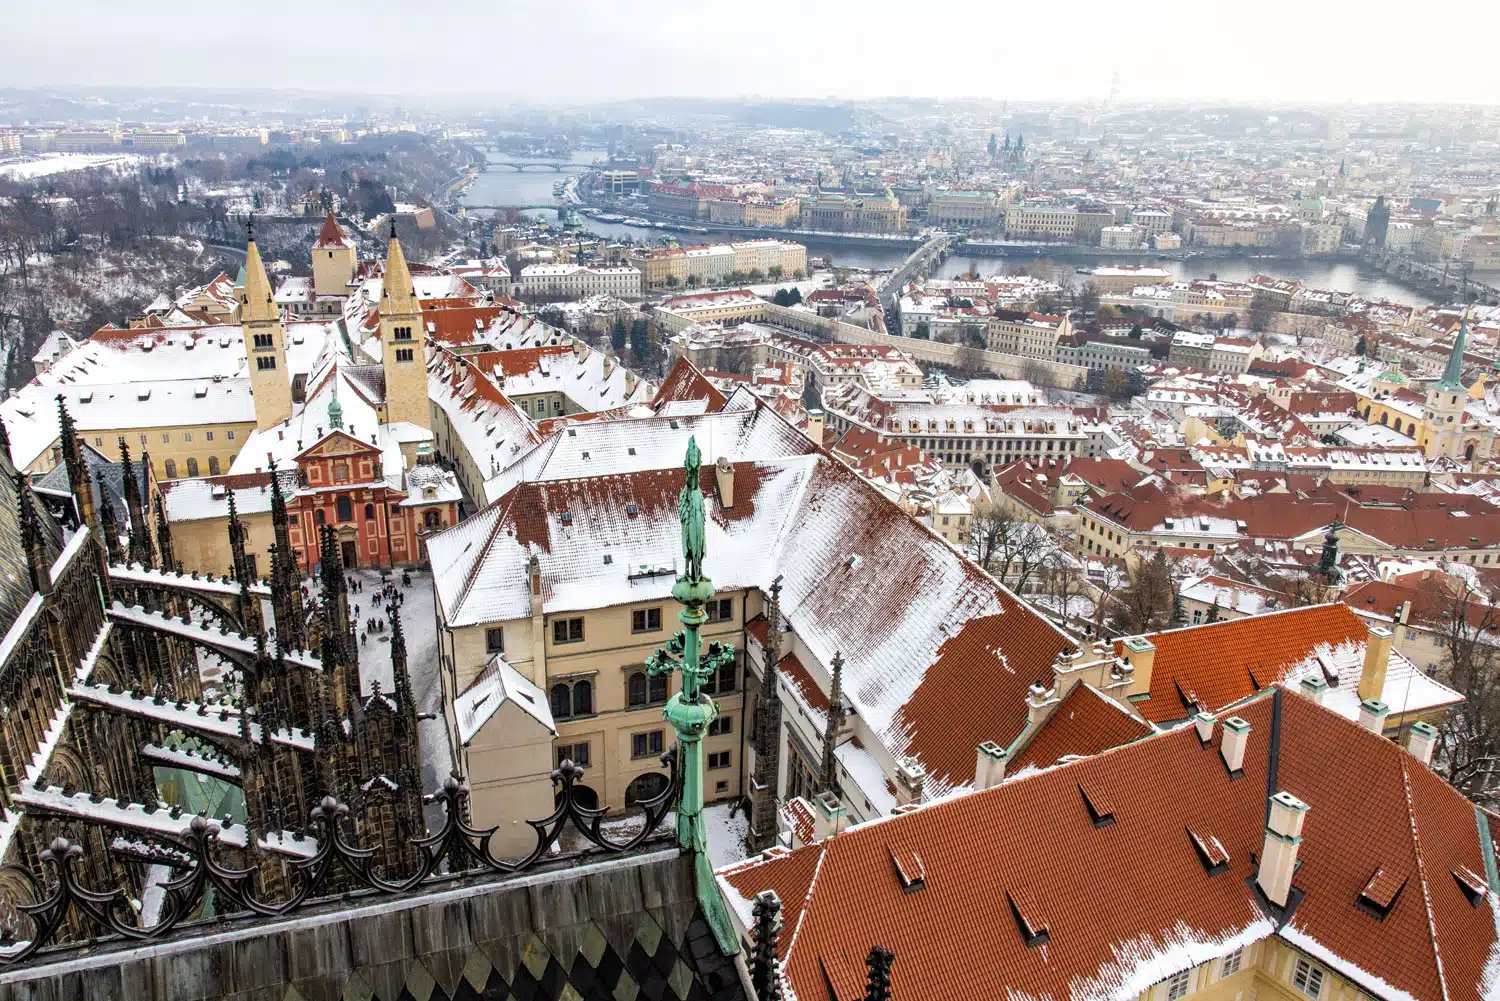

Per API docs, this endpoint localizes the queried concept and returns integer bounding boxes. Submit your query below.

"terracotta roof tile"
[1010,683,1154,773]
[723,692,1498,1001]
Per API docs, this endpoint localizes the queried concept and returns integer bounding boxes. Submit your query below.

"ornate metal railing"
[0,752,678,967]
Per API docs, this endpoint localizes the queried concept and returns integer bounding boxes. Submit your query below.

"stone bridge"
[1362,248,1500,304]
[483,161,590,173]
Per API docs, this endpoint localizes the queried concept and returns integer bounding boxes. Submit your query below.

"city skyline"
[4,0,1500,107]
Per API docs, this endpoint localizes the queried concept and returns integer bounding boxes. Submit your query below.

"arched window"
[1379,412,1388,425]
[164,459,177,478]
[364,503,375,520]
[336,496,353,522]
[1466,442,1476,460]
[550,683,571,720]
[572,680,593,717]
[424,510,441,530]
[314,508,326,526]
[208,456,221,475]
[186,458,199,477]
[650,673,668,703]
[628,672,647,707]
[625,772,668,807]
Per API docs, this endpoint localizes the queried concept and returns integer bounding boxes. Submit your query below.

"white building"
[518,263,644,301]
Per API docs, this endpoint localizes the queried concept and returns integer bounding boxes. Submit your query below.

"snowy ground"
[745,269,835,301]
[345,567,454,832]
[0,153,141,180]
[703,801,750,870]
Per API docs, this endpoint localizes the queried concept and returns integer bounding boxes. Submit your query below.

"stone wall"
[0,848,746,1001]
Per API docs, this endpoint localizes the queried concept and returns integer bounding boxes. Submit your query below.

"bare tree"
[1109,548,1176,634]
[1090,561,1127,638]
[1435,581,1500,804]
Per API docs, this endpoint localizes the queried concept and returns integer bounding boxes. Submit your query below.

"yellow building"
[378,227,430,430]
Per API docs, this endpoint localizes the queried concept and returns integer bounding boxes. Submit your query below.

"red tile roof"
[1117,604,1370,724]
[651,358,728,412]
[722,692,1499,1001]
[313,212,352,249]
[1009,683,1154,773]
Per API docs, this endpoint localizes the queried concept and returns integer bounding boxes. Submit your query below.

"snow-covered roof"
[455,654,555,744]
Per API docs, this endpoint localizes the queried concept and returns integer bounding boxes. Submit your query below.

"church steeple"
[241,220,294,429]
[1436,309,1471,392]
[379,224,429,429]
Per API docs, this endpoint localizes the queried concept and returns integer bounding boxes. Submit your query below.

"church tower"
[311,212,357,298]
[379,223,428,429]
[1424,310,1471,460]
[241,224,293,430]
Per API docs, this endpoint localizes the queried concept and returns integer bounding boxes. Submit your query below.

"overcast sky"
[4,0,1498,107]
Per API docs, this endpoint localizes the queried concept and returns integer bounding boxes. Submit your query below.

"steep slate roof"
[720,691,1500,1001]
[1009,682,1155,774]
[652,357,729,413]
[428,444,1074,792]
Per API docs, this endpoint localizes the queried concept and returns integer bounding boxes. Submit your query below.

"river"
[464,155,1452,305]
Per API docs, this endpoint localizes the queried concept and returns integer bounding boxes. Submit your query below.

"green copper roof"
[1435,310,1471,392]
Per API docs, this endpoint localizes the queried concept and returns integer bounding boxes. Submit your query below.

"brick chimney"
[894,756,925,807]
[1220,716,1251,775]
[1299,675,1329,706]
[1121,635,1156,697]
[714,455,734,509]
[975,741,1007,790]
[1257,791,1309,907]
[1359,626,1394,705]
[1406,721,1438,766]
[805,409,825,446]
[1192,711,1216,746]
[1358,698,1390,735]
[812,790,847,840]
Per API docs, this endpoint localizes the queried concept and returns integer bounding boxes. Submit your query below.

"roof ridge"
[1402,755,1453,1001]
[781,839,830,971]
[1144,601,1350,639]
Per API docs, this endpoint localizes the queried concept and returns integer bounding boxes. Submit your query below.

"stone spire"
[240,220,278,324]
[1318,519,1342,584]
[747,574,786,853]
[864,947,894,1001]
[56,395,98,535]
[16,472,49,596]
[643,436,740,956]
[382,223,420,316]
[267,464,305,651]
[118,437,153,568]
[97,477,125,564]
[327,383,344,432]
[154,495,176,572]
[0,415,11,464]
[1436,308,1471,392]
[819,651,845,793]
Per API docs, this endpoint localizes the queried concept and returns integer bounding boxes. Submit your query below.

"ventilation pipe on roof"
[1359,626,1394,705]
[894,756,925,807]
[1257,791,1309,908]
[1299,675,1329,706]
[1220,716,1251,776]
[714,455,734,509]
[1406,721,1438,766]
[975,741,1007,790]
[1359,698,1390,735]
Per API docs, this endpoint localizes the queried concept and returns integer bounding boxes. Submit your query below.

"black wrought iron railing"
[0,752,678,966]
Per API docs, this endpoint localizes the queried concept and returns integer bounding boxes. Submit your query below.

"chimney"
[894,756,925,807]
[714,455,734,509]
[1358,698,1390,735]
[1298,675,1329,706]
[1406,721,1438,766]
[812,790,847,841]
[1026,682,1056,727]
[975,741,1007,790]
[805,409,825,446]
[1359,626,1394,705]
[1220,716,1251,775]
[1192,711,1216,747]
[1121,636,1156,697]
[1257,791,1310,908]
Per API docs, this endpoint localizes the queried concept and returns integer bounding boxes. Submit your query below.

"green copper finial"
[645,436,740,956]
[328,384,344,431]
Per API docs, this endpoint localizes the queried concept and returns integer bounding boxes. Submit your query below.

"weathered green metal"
[646,436,741,956]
